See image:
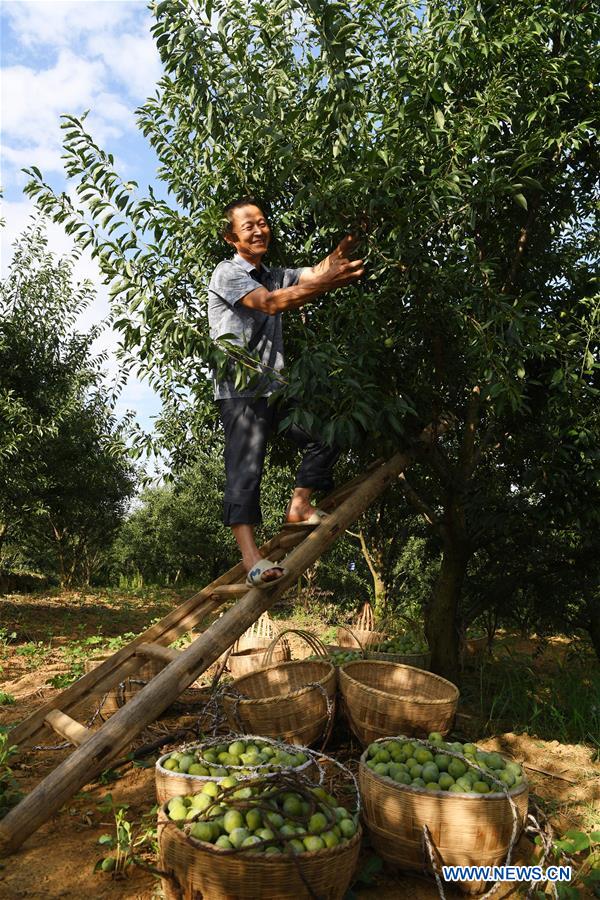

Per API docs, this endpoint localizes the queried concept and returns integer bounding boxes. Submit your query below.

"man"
[208,197,364,588]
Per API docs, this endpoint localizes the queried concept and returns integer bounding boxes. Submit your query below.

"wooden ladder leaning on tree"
[0,428,446,856]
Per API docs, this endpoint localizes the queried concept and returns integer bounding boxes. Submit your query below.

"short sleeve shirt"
[207,254,304,400]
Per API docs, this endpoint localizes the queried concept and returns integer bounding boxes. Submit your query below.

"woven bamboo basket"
[336,620,387,650]
[216,612,288,672]
[158,803,361,900]
[155,734,316,804]
[234,611,278,653]
[359,749,528,894]
[222,631,336,746]
[228,640,290,679]
[84,653,209,717]
[338,660,459,744]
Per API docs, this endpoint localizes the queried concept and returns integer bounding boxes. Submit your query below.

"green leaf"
[434,108,445,130]
[561,831,591,852]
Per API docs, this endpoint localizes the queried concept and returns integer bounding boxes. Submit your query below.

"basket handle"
[336,625,366,654]
[248,611,274,639]
[232,611,274,653]
[262,628,327,665]
[355,601,374,631]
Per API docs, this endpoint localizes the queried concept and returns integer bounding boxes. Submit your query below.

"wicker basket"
[222,632,336,746]
[158,803,361,900]
[216,612,288,672]
[228,641,290,679]
[84,653,209,717]
[155,735,316,804]
[359,748,528,894]
[338,660,459,744]
[336,622,387,650]
[234,611,277,653]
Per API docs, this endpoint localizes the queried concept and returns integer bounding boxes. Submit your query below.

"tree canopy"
[0,224,137,586]
[24,0,599,677]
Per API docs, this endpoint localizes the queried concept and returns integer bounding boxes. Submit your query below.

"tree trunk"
[48,517,69,589]
[425,535,470,684]
[0,522,8,555]
[355,530,387,614]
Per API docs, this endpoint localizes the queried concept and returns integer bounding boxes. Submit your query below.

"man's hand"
[301,234,364,291]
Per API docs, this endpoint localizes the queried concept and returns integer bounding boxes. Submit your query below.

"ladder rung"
[211,583,249,598]
[135,643,180,665]
[0,449,421,856]
[281,521,317,531]
[44,709,91,747]
[278,532,311,549]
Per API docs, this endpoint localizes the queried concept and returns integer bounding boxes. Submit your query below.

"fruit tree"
[25,0,600,679]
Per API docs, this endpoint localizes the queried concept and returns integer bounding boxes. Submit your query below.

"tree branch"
[502,196,540,293]
[347,529,384,598]
[397,473,442,529]
[459,386,481,482]
[470,424,499,476]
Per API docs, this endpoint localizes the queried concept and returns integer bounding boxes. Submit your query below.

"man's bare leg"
[285,486,317,523]
[231,524,285,581]
[232,487,318,580]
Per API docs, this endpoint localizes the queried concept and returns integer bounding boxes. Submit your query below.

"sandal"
[284,509,330,527]
[246,559,289,589]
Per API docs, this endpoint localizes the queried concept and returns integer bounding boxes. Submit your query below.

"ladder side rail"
[319,458,385,509]
[9,537,282,749]
[12,459,376,748]
[0,450,413,855]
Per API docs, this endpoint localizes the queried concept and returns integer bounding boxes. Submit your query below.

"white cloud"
[1,50,143,180]
[1,196,108,301]
[2,1,141,50]
[86,30,162,101]
[2,1,162,103]
[87,91,137,136]
[1,140,65,176]
[2,52,106,141]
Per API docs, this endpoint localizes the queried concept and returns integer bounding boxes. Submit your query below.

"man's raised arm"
[239,235,363,316]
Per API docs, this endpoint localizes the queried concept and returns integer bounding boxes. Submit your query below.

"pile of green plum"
[166,776,358,854]
[308,649,362,666]
[374,633,428,654]
[162,739,309,777]
[364,733,526,793]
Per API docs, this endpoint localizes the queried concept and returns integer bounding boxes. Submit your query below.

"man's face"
[225,204,271,261]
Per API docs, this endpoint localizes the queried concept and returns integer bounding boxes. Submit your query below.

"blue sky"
[1,0,165,435]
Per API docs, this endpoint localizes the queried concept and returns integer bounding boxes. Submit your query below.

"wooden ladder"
[0,450,413,854]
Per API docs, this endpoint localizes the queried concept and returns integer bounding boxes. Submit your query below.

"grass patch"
[47,632,139,688]
[463,640,600,745]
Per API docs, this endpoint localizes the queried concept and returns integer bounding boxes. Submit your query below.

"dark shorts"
[218,397,339,526]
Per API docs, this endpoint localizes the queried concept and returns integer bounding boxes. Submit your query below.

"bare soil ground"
[0,590,598,900]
